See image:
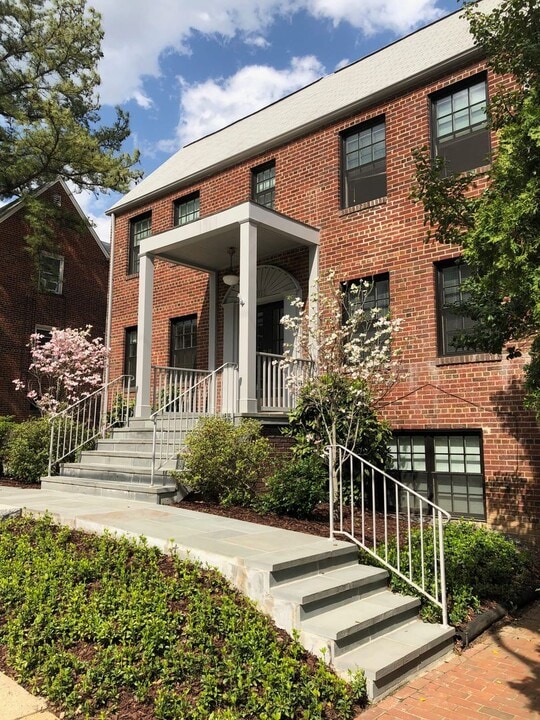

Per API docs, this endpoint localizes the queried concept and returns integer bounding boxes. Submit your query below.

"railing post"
[438,511,448,626]
[328,444,334,540]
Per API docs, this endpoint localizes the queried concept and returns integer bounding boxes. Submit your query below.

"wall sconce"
[223,246,239,286]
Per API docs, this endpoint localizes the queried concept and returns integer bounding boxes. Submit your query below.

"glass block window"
[174,192,200,226]
[128,212,151,275]
[432,76,490,174]
[342,118,386,207]
[252,162,275,209]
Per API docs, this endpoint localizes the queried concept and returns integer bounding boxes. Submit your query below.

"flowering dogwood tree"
[13,326,109,416]
[281,270,403,468]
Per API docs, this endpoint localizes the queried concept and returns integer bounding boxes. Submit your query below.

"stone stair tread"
[82,450,155,458]
[272,563,387,604]
[302,591,420,640]
[333,620,455,680]
[43,475,175,490]
[252,542,359,574]
[62,461,172,473]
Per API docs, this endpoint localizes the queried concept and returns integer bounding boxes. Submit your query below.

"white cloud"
[91,0,447,108]
[308,0,444,35]
[164,55,325,149]
[70,187,113,245]
[245,35,271,48]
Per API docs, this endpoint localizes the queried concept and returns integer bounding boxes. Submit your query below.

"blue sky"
[81,0,463,242]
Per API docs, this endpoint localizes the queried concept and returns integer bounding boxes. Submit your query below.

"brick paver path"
[358,601,539,720]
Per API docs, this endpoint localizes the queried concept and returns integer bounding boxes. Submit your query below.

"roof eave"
[107,45,484,218]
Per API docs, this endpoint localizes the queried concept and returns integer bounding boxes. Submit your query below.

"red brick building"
[107,4,539,541]
[0,179,109,420]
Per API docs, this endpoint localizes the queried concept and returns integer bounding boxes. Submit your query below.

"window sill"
[126,272,139,280]
[435,353,502,366]
[340,196,387,216]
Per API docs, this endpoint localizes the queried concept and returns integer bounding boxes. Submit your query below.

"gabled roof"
[109,0,497,216]
[0,178,109,258]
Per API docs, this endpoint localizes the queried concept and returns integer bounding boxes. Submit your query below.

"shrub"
[4,419,50,483]
[178,417,273,506]
[383,520,534,624]
[284,374,392,468]
[257,454,327,519]
[0,415,15,476]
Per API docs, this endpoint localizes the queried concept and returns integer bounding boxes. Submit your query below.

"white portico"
[134,201,319,417]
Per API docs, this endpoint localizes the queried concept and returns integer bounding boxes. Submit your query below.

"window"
[174,192,200,226]
[34,325,53,344]
[128,212,151,275]
[170,316,197,369]
[389,432,485,518]
[39,252,64,294]
[431,75,490,175]
[437,259,478,356]
[344,273,390,338]
[124,327,137,380]
[342,118,386,208]
[252,162,275,209]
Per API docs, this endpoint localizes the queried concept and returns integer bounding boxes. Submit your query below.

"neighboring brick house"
[107,2,539,541]
[0,179,109,420]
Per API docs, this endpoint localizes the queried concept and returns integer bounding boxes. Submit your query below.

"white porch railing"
[256,352,313,411]
[327,444,450,626]
[150,363,238,483]
[48,375,134,476]
[152,365,210,412]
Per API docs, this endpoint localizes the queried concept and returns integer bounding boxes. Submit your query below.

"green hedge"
[383,520,535,624]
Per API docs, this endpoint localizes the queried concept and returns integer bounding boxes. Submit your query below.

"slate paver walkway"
[358,600,540,720]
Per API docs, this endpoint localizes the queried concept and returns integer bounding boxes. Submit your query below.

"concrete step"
[266,544,361,587]
[78,450,167,469]
[300,591,420,658]
[59,463,174,484]
[333,620,455,700]
[41,475,183,504]
[272,563,388,619]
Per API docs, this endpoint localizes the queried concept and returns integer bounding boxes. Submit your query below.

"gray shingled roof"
[109,0,497,215]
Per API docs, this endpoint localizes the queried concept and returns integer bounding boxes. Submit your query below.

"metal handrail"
[48,375,133,476]
[327,443,450,626]
[150,362,238,483]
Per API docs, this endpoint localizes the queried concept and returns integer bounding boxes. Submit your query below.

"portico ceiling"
[138,201,319,274]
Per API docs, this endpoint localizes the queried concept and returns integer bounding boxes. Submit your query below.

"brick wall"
[110,60,539,541]
[0,183,109,420]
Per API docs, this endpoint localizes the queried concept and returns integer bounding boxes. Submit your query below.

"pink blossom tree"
[13,326,109,416]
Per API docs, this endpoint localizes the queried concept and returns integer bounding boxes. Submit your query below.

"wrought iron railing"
[327,444,450,626]
[256,352,313,411]
[150,363,238,483]
[48,375,134,476]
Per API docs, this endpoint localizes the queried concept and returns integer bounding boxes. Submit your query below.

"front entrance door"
[256,300,284,355]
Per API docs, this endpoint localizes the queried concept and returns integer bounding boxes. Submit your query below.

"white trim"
[0,178,109,260]
[109,1,499,215]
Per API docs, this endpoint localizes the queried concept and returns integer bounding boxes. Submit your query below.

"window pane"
[469,497,485,515]
[469,82,486,104]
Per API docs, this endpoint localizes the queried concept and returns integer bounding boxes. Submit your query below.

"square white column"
[238,221,258,414]
[135,252,155,417]
[308,244,320,362]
